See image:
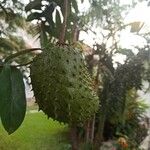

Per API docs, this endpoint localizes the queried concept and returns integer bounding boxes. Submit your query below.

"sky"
[79,1,150,48]
[77,0,150,67]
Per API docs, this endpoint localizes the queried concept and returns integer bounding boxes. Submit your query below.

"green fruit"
[30,44,99,125]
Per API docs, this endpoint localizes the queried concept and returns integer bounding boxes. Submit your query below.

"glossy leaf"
[0,66,26,134]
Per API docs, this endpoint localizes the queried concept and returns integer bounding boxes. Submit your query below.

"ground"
[0,111,69,150]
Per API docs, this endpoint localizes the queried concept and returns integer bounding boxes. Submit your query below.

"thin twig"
[4,48,42,63]
[0,61,33,67]
[0,3,8,15]
[16,61,33,67]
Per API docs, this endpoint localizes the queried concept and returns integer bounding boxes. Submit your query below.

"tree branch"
[0,61,33,67]
[4,48,42,63]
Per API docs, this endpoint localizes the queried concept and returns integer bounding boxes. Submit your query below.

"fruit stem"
[58,0,68,44]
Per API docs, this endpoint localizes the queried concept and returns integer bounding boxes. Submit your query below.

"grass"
[0,112,70,150]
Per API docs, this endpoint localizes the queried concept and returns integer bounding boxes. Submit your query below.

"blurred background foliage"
[0,0,150,149]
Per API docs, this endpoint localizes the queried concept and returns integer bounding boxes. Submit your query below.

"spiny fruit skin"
[30,44,99,125]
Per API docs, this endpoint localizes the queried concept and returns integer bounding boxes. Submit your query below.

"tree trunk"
[94,79,110,149]
[94,112,105,148]
[72,21,79,43]
[70,126,79,150]
[90,115,95,144]
[85,121,90,144]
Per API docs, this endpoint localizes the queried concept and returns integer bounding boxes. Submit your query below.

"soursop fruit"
[30,44,99,125]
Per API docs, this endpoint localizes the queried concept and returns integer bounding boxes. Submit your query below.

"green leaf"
[40,23,48,48]
[130,21,143,33]
[118,48,134,58]
[0,67,2,74]
[71,0,79,13]
[25,0,42,12]
[26,12,42,21]
[0,38,19,51]
[0,66,26,134]
[42,2,57,25]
